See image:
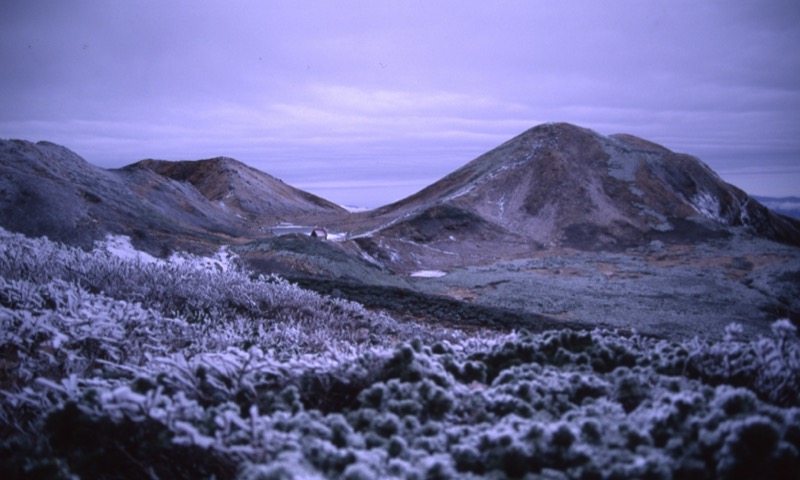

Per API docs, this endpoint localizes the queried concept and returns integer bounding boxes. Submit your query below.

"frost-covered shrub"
[684,320,800,407]
[0,276,191,393]
[2,228,800,478]
[0,228,465,359]
[42,401,237,479]
[4,331,800,479]
[613,368,649,413]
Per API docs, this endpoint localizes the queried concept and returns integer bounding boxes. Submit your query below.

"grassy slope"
[1,228,798,479]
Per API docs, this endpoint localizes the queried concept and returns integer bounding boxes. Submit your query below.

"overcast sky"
[2,1,799,207]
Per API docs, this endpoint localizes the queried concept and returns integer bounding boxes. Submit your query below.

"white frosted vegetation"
[1,227,799,479]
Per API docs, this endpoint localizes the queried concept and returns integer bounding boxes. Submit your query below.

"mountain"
[3,127,800,336]
[128,158,345,221]
[0,139,345,255]
[351,123,800,271]
[3,124,799,273]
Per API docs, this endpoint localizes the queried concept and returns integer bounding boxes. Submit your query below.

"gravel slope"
[410,233,800,341]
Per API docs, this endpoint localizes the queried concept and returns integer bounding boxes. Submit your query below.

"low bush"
[1,228,798,479]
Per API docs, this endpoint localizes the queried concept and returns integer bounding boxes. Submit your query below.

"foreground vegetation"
[1,228,798,479]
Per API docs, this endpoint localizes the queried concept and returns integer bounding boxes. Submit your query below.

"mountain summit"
[356,123,799,265]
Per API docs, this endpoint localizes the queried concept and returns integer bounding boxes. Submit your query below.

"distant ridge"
[0,140,345,254]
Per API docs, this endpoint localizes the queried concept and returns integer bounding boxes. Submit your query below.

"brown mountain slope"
[128,158,345,221]
[348,123,800,271]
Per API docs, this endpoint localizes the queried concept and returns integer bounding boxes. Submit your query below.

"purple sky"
[2,1,799,207]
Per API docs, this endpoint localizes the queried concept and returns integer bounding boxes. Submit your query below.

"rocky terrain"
[2,123,800,478]
[2,123,799,341]
[411,234,800,340]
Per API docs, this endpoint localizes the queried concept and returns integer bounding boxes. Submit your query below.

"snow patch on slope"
[95,234,159,264]
[409,270,447,278]
[691,191,725,223]
[96,234,239,272]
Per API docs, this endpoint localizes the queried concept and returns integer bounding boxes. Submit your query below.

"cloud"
[763,200,800,212]
[306,85,520,115]
[192,84,532,165]
[1,1,799,206]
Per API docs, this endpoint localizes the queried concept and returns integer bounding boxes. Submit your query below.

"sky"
[1,1,799,208]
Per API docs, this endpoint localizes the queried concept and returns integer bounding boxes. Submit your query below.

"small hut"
[310,227,328,240]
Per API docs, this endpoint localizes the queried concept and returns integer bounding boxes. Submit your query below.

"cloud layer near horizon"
[2,1,799,207]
